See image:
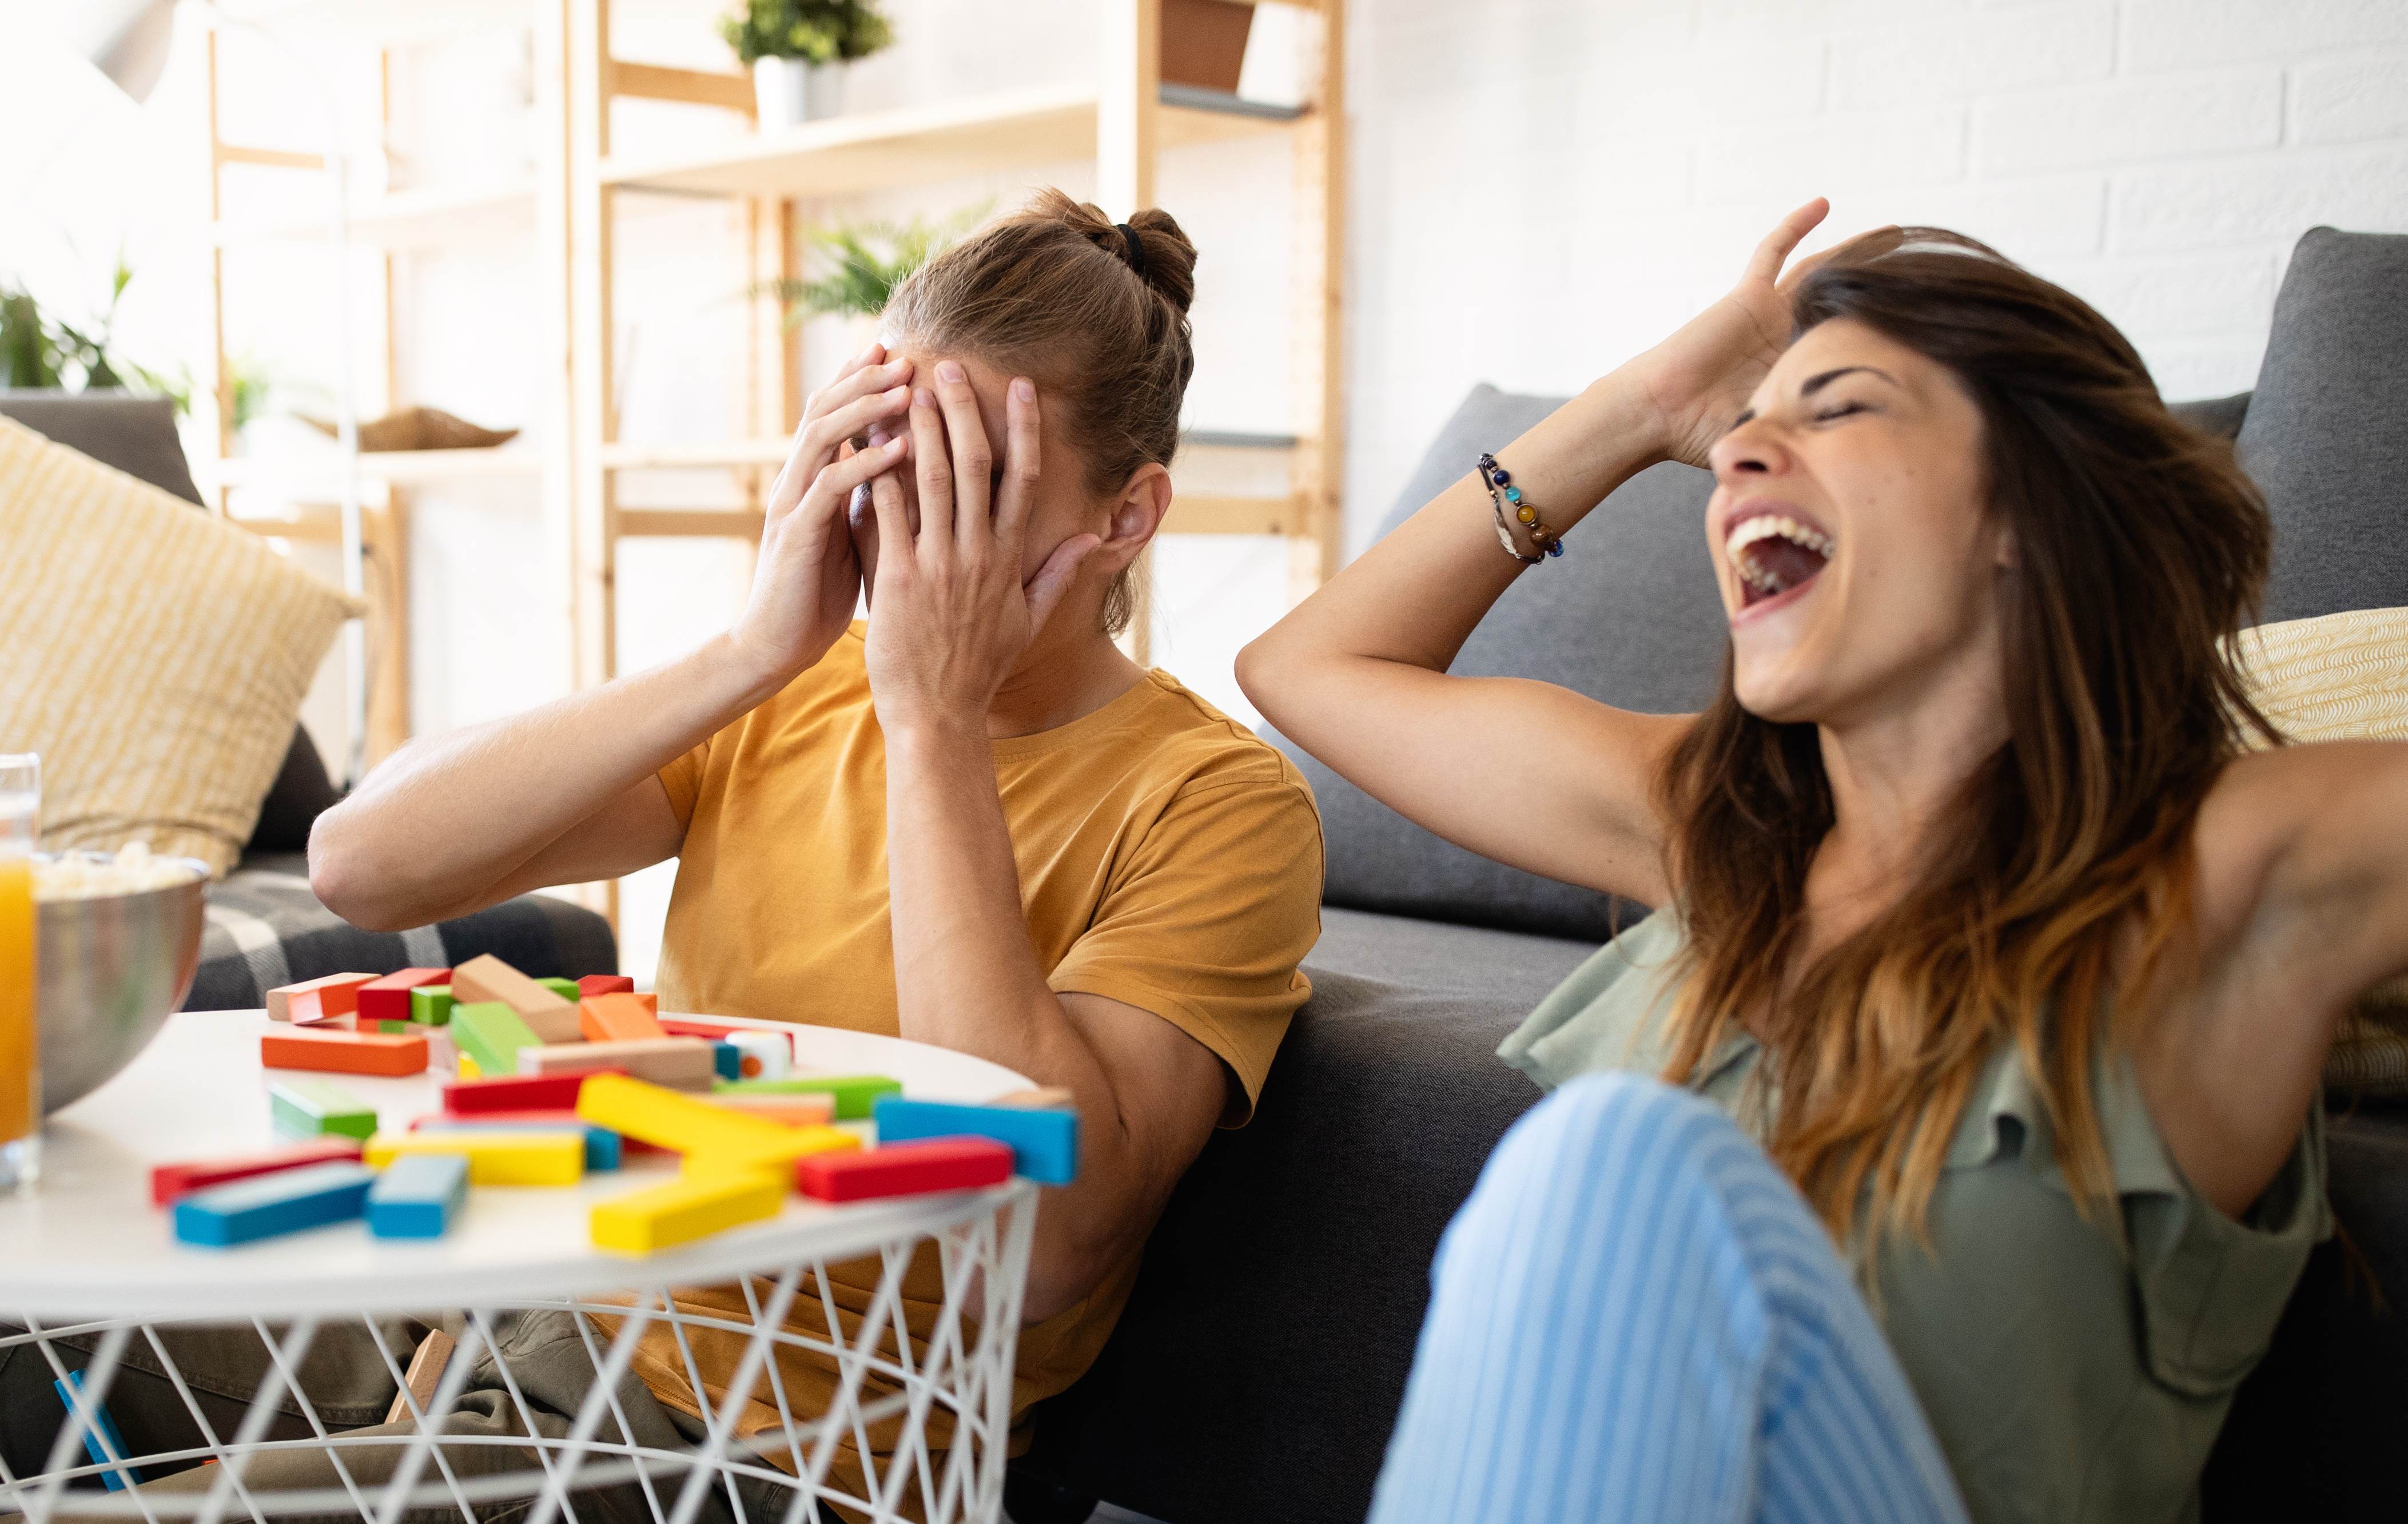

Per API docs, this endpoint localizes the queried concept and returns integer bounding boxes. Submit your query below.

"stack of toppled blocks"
[153,955,1077,1256]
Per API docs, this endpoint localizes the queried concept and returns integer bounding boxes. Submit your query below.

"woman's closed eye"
[1812,399,1872,424]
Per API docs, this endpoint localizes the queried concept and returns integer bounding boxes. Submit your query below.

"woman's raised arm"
[1239,201,1858,905]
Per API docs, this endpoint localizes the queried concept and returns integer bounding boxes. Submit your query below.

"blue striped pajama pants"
[1369,1073,1970,1524]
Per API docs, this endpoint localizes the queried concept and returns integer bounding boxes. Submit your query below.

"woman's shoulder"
[1497,913,1710,1092]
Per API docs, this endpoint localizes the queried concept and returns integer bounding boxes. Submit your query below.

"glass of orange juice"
[1,752,37,1194]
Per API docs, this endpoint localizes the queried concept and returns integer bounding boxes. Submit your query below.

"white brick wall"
[1344,0,2408,550]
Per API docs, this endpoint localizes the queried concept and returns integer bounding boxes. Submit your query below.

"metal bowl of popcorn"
[34,847,210,1115]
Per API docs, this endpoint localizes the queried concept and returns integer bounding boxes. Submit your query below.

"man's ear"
[1090,464,1173,575]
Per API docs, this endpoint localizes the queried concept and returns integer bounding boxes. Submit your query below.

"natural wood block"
[448,954,579,1040]
[384,1330,458,1426]
[521,1037,714,1091]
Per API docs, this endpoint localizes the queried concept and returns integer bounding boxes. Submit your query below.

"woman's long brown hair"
[1655,231,2278,1246]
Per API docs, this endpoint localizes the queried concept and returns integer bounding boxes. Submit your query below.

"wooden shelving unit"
[563,0,1346,682]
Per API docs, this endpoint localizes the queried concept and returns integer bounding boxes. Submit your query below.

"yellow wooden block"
[680,1125,861,1179]
[576,1073,805,1157]
[590,1169,785,1255]
[364,1129,584,1186]
[458,1055,482,1081]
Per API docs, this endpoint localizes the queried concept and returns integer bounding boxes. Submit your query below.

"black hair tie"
[1115,221,1149,281]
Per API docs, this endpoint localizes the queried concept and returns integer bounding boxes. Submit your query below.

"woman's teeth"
[1726,515,1835,599]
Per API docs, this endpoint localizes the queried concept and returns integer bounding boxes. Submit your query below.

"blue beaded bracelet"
[1476,453,1563,563]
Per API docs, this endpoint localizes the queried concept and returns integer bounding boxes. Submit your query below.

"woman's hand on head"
[728,342,914,689]
[861,363,1101,737]
[1630,200,1902,468]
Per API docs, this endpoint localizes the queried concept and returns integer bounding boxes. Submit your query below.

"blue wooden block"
[52,1370,138,1490]
[416,1118,622,1172]
[713,1042,741,1081]
[871,1097,1080,1185]
[367,1152,471,1239]
[173,1161,376,1247]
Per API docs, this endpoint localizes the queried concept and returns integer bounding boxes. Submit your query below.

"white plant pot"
[753,57,846,130]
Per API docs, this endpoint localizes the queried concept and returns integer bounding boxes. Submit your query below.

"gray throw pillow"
[2236,228,2408,622]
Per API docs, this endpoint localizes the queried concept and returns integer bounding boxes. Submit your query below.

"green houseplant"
[722,0,893,129]
[763,209,981,328]
[0,258,186,407]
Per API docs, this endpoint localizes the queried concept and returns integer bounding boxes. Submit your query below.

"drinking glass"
[1,752,38,1193]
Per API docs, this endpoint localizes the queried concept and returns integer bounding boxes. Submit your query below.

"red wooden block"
[357,968,450,1026]
[281,974,378,1025]
[578,974,636,998]
[261,1026,429,1077]
[150,1138,365,1207]
[795,1136,1014,1203]
[659,1016,758,1043]
[580,993,667,1044]
[442,1070,622,1116]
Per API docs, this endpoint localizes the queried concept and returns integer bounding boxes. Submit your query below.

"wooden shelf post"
[1099,0,1163,664]
[1292,0,1347,604]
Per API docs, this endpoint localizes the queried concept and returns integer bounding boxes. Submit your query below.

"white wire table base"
[1,1183,1038,1524]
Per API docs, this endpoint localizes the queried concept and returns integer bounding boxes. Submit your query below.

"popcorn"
[31,842,205,901]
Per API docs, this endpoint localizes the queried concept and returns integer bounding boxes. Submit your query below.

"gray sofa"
[1014,226,2408,1521]
[0,392,617,1001]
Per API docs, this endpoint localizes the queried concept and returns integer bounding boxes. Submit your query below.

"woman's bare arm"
[310,345,922,931]
[2146,741,2408,1217]
[1240,202,1867,906]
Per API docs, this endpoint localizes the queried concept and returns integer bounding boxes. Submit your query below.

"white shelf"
[202,448,541,502]
[212,180,538,250]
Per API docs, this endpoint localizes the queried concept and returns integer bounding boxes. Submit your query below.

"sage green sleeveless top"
[1499,913,2331,1524]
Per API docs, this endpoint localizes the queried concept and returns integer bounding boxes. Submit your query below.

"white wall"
[1343,0,2408,553]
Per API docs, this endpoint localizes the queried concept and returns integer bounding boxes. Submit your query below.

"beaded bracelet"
[1476,453,1564,563]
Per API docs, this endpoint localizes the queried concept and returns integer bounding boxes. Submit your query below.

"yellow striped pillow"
[0,414,360,875]
[2235,606,2408,1089]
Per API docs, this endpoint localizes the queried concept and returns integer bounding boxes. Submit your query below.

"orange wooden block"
[705,1091,836,1127]
[266,973,377,1024]
[448,954,580,1042]
[261,1026,429,1077]
[580,993,666,1045]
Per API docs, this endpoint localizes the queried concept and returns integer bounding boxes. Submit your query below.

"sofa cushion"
[2236,228,2408,623]
[0,414,359,873]
[1018,907,1595,1522]
[187,852,619,1011]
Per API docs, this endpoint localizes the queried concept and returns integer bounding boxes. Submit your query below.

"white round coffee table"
[0,1009,1042,1524]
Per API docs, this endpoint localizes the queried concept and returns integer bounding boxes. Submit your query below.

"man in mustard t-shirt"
[293,206,1323,1517]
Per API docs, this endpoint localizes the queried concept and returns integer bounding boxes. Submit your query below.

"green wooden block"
[409,985,454,1025]
[450,1002,540,1078]
[376,1019,414,1035]
[712,1073,902,1120]
[270,1078,377,1141]
[538,977,580,1002]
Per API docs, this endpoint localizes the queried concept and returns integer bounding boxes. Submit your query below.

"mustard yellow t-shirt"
[636,625,1323,1498]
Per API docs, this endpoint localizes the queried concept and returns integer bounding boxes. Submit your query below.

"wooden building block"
[994,1087,1076,1111]
[579,993,666,1045]
[590,1169,784,1255]
[356,969,450,1026]
[444,1071,614,1116]
[410,986,455,1025]
[705,1091,835,1128]
[795,1137,1013,1204]
[726,1032,789,1081]
[270,1079,379,1141]
[414,1112,625,1171]
[448,954,581,1041]
[521,1037,715,1091]
[449,1002,540,1079]
[385,1330,458,1426]
[659,1015,767,1044]
[712,1043,741,1082]
[53,1368,139,1490]
[367,1152,470,1238]
[578,974,636,998]
[577,1072,810,1157]
[538,977,581,1002]
[172,1161,376,1246]
[364,1129,584,1186]
[680,1125,858,1180]
[150,1138,365,1207]
[872,1096,1079,1185]
[714,1073,901,1120]
[266,973,377,1025]
[261,1026,428,1078]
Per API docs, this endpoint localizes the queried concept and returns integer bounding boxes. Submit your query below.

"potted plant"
[755,208,981,352]
[721,0,894,130]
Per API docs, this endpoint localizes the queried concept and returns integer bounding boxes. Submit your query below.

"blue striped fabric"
[1370,1073,1968,1524]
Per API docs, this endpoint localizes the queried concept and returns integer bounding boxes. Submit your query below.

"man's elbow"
[1021,1221,1129,1326]
[307,807,414,933]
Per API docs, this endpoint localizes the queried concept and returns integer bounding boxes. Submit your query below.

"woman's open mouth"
[1726,514,1834,611]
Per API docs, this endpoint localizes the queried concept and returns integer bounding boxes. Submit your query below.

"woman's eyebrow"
[1800,364,1897,397]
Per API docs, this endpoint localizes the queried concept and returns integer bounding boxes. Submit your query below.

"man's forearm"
[312,634,791,928]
